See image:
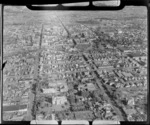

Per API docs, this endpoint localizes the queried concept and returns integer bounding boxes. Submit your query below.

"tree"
[64,102,68,106]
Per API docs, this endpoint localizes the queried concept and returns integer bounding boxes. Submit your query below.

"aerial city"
[3,6,147,121]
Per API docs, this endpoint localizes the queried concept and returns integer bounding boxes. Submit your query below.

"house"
[52,96,67,105]
[43,88,57,94]
[127,98,135,107]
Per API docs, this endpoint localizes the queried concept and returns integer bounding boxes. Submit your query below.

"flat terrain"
[2,6,147,121]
